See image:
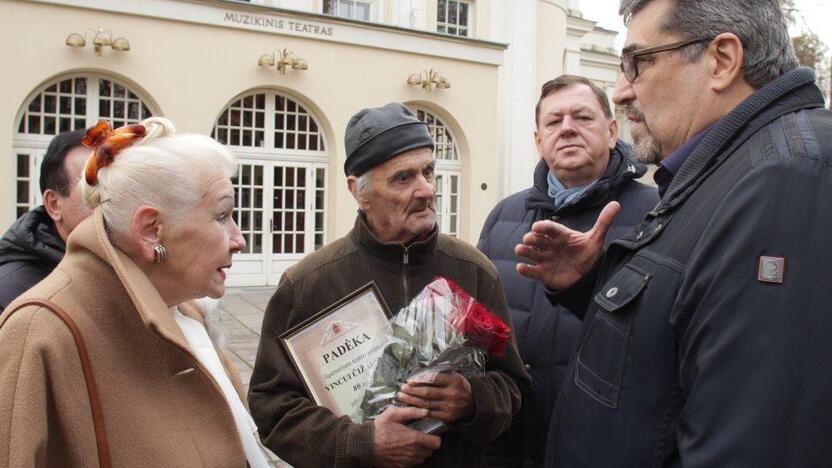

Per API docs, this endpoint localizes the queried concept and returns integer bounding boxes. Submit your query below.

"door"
[12,147,45,218]
[227,160,327,286]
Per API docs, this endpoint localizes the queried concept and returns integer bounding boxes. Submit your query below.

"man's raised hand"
[515,201,621,290]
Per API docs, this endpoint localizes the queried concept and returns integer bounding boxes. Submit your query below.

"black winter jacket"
[546,68,832,467]
[0,206,64,311]
[478,143,657,465]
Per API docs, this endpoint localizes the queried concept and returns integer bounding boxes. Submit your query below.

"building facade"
[1,0,621,286]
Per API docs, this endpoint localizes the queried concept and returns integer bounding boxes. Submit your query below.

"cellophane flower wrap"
[360,276,511,424]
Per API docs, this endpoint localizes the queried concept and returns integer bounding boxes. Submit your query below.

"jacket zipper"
[402,246,410,303]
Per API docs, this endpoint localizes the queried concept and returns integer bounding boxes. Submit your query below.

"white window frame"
[11,73,157,223]
[409,106,463,237]
[213,91,330,285]
[436,0,471,37]
[323,0,374,21]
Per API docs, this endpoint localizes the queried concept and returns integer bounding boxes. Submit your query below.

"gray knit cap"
[344,103,435,176]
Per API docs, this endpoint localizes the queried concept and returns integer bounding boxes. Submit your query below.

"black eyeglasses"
[619,37,712,83]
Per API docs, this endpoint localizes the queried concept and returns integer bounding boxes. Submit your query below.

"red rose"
[435,277,511,357]
[459,301,510,356]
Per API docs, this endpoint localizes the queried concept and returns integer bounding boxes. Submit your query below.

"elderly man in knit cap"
[249,102,528,468]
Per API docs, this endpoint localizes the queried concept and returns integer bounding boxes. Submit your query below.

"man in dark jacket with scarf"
[480,75,657,466]
[250,102,529,468]
[517,0,832,466]
[0,130,89,311]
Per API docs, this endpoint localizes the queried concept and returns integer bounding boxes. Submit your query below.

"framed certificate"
[280,282,393,422]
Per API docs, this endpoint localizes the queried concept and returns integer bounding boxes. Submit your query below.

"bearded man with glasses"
[516,0,832,466]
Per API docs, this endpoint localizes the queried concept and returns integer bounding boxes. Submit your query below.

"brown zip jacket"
[249,215,530,467]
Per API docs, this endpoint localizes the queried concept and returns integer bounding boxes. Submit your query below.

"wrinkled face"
[535,84,617,188]
[613,0,708,159]
[359,147,436,244]
[162,174,245,299]
[57,146,94,239]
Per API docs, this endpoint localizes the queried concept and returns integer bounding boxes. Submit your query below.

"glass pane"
[286,190,295,208]
[114,101,125,118]
[315,234,323,250]
[255,166,263,185]
[253,234,262,254]
[28,96,40,112]
[128,101,139,120]
[60,79,71,93]
[295,234,304,253]
[241,211,250,231]
[315,190,324,210]
[114,83,125,98]
[323,0,334,14]
[286,168,295,186]
[297,211,305,231]
[356,2,370,20]
[100,80,111,97]
[60,96,71,114]
[315,212,324,228]
[28,115,40,134]
[273,234,283,254]
[449,1,458,24]
[60,117,71,132]
[75,78,87,94]
[44,116,56,134]
[254,188,263,208]
[460,3,468,26]
[17,154,29,177]
[45,95,56,113]
[297,168,306,187]
[438,0,447,21]
[17,181,29,203]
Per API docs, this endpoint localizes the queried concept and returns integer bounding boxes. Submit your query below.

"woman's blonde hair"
[78,117,236,245]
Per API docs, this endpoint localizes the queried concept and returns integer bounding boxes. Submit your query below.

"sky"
[578,0,832,58]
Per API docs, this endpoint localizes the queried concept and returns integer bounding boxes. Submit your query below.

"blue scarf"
[547,171,594,211]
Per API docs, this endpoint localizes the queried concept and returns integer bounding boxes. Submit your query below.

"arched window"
[13,74,155,219]
[411,107,462,237]
[212,91,329,286]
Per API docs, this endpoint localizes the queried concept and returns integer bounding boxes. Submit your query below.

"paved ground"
[218,286,274,394]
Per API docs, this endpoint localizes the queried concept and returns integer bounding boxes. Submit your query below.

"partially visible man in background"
[0,130,90,311]
[479,75,657,466]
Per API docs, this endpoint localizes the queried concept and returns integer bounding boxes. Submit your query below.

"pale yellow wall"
[536,1,567,90]
[0,0,502,244]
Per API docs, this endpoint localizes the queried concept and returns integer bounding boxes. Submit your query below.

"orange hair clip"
[82,120,147,185]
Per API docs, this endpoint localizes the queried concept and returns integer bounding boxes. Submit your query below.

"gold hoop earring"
[153,244,167,265]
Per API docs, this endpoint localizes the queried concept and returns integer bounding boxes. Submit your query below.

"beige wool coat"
[0,209,249,467]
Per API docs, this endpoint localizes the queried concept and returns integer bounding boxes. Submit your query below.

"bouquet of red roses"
[360,276,511,430]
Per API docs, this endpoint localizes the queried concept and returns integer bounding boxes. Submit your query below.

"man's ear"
[607,118,618,149]
[347,176,370,210]
[709,32,746,93]
[131,205,162,264]
[42,189,62,222]
[534,129,544,159]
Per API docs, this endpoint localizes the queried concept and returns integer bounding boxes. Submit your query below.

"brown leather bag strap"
[1,299,111,468]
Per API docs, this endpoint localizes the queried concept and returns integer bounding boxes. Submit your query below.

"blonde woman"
[0,118,269,467]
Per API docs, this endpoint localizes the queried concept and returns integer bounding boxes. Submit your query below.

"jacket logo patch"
[758,256,785,284]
